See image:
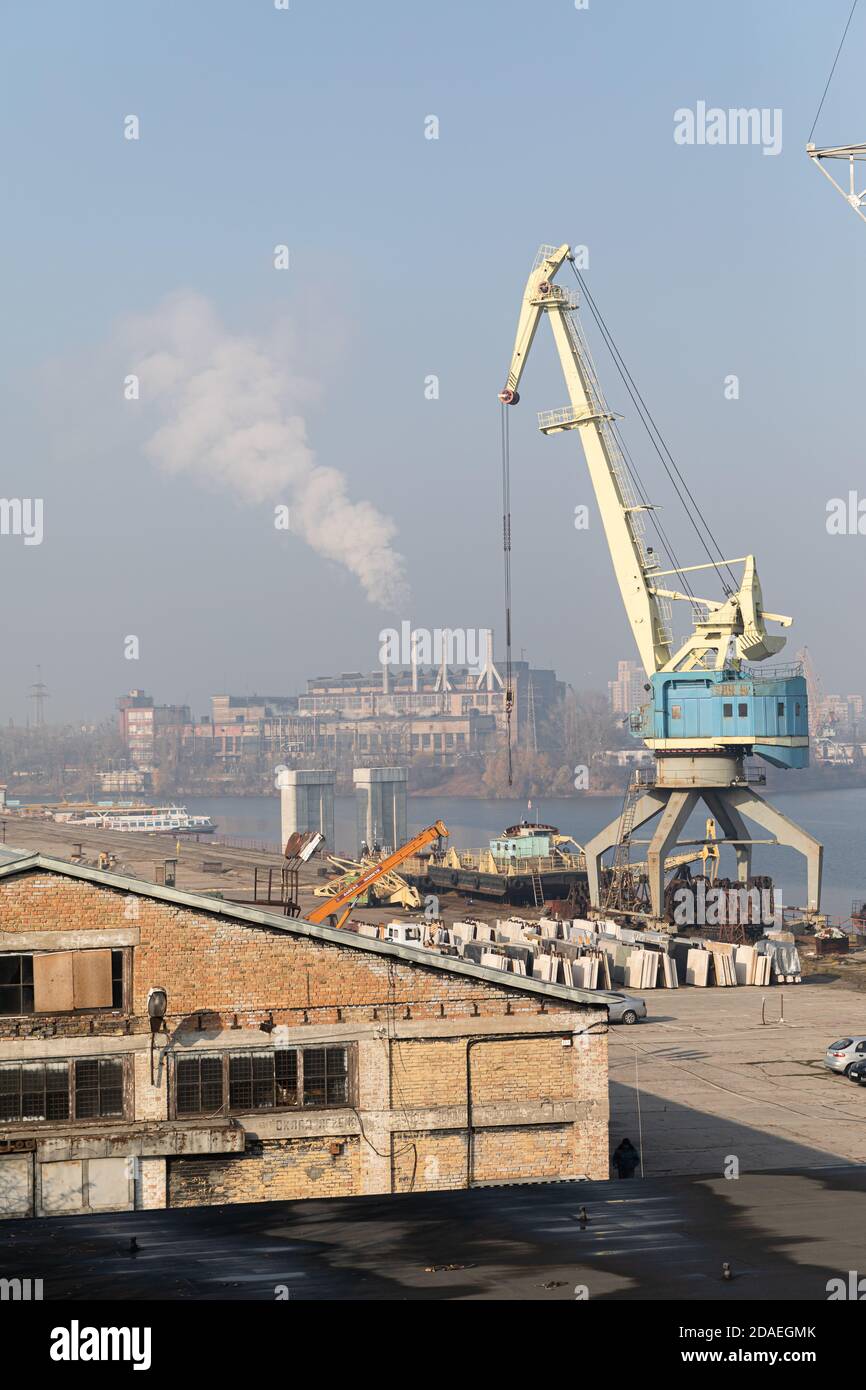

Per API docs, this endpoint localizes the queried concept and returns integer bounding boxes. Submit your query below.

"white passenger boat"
[57,805,216,835]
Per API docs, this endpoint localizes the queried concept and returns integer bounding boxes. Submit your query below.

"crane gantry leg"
[645,790,699,921]
[586,778,824,928]
[703,791,752,886]
[724,787,823,915]
[584,788,668,909]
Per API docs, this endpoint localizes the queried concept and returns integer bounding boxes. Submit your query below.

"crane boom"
[499,244,672,676]
[306,820,448,929]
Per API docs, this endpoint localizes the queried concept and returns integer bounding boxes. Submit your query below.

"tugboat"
[414,820,590,909]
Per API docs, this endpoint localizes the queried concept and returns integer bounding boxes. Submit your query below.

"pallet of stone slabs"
[685,948,710,986]
[660,953,679,988]
[626,949,660,990]
[734,944,758,985]
[570,956,600,990]
[754,954,773,986]
[709,950,737,986]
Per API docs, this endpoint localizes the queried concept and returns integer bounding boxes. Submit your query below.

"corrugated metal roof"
[0,845,618,1009]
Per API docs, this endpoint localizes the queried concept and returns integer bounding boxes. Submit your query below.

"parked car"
[824,1037,866,1076]
[607,993,647,1025]
[847,1059,866,1085]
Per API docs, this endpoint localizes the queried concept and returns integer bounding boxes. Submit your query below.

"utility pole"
[29,666,48,730]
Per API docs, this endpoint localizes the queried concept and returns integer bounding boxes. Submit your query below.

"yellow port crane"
[306,821,448,930]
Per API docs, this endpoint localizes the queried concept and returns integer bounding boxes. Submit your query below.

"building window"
[229,1050,298,1110]
[74,1058,124,1119]
[0,1062,69,1123]
[0,949,126,1016]
[777,701,785,717]
[0,954,34,1015]
[303,1047,349,1107]
[0,1057,126,1125]
[723,703,733,718]
[111,950,125,1009]
[738,703,748,717]
[175,1054,224,1117]
[175,1047,351,1116]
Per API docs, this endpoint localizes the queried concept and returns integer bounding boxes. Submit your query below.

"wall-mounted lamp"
[147,987,168,1084]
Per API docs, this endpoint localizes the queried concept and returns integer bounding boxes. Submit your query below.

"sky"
[1,0,864,723]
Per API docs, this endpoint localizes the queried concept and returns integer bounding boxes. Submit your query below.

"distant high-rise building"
[608,660,645,715]
[824,693,864,733]
[117,691,191,767]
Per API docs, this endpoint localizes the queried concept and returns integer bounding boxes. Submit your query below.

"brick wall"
[169,1137,361,1207]
[0,867,611,1210]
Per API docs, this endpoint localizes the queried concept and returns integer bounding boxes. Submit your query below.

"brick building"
[0,848,611,1218]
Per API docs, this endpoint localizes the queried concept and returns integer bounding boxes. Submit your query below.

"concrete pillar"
[353,766,408,854]
[277,769,335,853]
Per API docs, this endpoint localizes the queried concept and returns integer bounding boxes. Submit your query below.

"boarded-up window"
[33,951,113,1012]
[72,951,113,1008]
[33,953,74,1012]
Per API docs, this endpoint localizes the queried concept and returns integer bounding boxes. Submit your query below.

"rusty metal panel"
[72,949,113,1008]
[33,952,74,1011]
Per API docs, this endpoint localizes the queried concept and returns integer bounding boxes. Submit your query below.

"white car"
[824,1037,866,1076]
[607,993,647,1025]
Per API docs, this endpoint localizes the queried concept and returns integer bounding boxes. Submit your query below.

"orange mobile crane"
[306,821,448,930]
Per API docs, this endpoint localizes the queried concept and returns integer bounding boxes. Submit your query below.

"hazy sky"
[1,0,864,723]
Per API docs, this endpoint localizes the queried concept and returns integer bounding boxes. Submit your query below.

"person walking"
[611,1137,640,1179]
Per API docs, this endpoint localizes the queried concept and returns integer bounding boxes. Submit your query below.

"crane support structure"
[807,143,866,226]
[500,244,823,923]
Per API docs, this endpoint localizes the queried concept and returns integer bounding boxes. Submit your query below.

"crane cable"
[501,402,514,786]
[809,0,859,143]
[611,421,702,617]
[570,262,739,594]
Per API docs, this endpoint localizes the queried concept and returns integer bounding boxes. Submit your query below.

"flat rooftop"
[2,1167,864,1301]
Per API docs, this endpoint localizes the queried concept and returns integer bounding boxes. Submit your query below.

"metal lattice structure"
[807,143,866,225]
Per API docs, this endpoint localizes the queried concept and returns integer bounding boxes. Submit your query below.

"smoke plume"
[127,292,408,607]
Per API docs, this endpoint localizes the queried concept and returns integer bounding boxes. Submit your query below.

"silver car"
[608,993,647,1025]
[824,1037,866,1076]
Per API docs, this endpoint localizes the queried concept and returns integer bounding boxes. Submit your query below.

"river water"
[184,788,866,923]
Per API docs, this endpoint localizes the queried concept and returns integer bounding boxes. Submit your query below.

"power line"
[809,0,859,143]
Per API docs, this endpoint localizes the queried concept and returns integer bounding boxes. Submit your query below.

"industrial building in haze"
[115,646,565,773]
